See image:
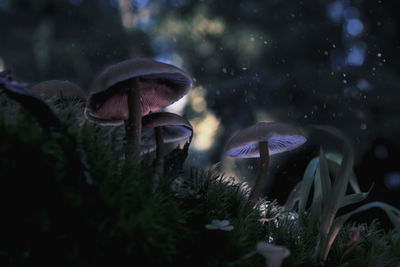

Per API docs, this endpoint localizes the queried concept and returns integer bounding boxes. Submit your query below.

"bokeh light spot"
[327,1,345,23]
[346,42,366,66]
[384,172,400,190]
[346,19,364,36]
[191,113,220,151]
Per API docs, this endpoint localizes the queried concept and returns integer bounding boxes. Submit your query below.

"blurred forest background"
[1,0,399,223]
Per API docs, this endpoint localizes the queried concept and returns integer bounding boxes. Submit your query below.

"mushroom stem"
[124,77,141,164]
[249,141,270,205]
[153,126,165,190]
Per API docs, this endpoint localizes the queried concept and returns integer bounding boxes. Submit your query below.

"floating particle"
[360,123,367,130]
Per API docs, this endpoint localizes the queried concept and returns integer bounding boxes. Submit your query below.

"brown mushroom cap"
[32,80,87,102]
[85,58,192,125]
[225,122,307,158]
[141,111,193,148]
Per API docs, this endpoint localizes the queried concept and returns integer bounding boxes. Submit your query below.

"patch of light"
[345,19,364,36]
[151,37,175,54]
[384,172,400,190]
[188,86,207,113]
[192,95,206,113]
[166,95,187,115]
[69,0,83,5]
[133,0,148,8]
[191,14,225,40]
[136,10,153,31]
[191,112,220,151]
[118,0,135,29]
[357,79,372,91]
[154,53,183,67]
[327,1,345,23]
[0,57,4,72]
[343,7,360,19]
[255,110,274,122]
[346,42,366,66]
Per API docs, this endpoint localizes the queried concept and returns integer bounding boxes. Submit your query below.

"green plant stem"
[249,141,269,205]
[124,77,141,164]
[153,126,164,190]
[316,144,354,264]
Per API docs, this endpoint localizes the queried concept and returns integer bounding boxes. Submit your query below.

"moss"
[0,88,399,267]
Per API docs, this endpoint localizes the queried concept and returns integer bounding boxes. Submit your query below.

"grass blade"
[319,147,332,208]
[298,157,319,216]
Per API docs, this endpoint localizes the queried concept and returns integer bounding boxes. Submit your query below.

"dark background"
[1,0,399,225]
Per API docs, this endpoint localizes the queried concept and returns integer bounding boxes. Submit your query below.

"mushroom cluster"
[84,58,192,164]
[31,56,307,204]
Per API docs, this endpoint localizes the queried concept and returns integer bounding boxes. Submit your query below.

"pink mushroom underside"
[93,80,176,120]
[140,80,177,114]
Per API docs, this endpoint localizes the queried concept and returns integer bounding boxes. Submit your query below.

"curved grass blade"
[319,147,332,208]
[339,185,372,209]
[298,157,320,217]
[326,153,361,193]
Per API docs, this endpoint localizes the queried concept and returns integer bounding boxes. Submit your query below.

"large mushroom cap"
[85,58,192,126]
[225,122,307,158]
[32,80,87,102]
[141,112,193,150]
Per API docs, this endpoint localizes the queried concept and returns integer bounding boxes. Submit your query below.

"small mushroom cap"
[32,80,87,102]
[141,112,193,148]
[85,58,192,125]
[225,122,307,158]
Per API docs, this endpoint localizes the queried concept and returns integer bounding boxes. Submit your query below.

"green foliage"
[339,220,400,267]
[1,90,400,267]
[280,125,400,266]
[0,93,267,266]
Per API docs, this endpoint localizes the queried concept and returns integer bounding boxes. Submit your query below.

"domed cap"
[141,112,193,149]
[85,58,192,125]
[32,80,87,101]
[225,122,307,158]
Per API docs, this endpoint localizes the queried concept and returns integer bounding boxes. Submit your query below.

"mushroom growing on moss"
[84,58,192,163]
[225,122,306,205]
[32,80,87,103]
[141,111,193,188]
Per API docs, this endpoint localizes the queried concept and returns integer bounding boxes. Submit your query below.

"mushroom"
[84,58,192,163]
[141,111,193,188]
[256,241,290,267]
[225,122,306,204]
[32,80,87,103]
